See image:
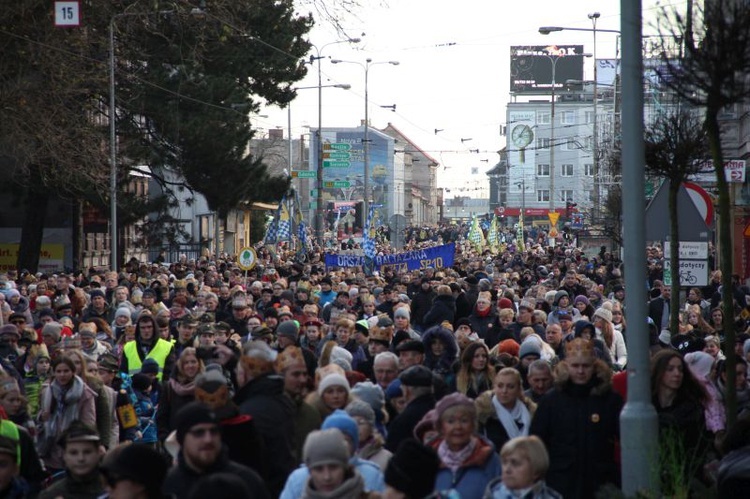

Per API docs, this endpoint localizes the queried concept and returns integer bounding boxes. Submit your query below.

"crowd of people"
[0,229,748,498]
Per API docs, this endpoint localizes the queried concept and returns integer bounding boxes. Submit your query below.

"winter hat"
[553,290,569,306]
[351,381,385,419]
[276,320,299,341]
[318,373,351,396]
[303,429,351,469]
[385,378,403,400]
[593,308,613,323]
[413,409,438,442]
[435,392,476,422]
[175,402,218,444]
[277,306,293,319]
[385,439,441,499]
[140,358,160,375]
[574,295,590,306]
[498,339,520,357]
[115,307,132,320]
[394,308,410,320]
[519,341,542,360]
[544,290,558,305]
[0,325,19,339]
[131,373,152,392]
[100,441,168,493]
[684,351,715,381]
[497,297,513,310]
[658,330,672,346]
[329,345,353,372]
[41,322,63,342]
[565,338,596,363]
[322,409,359,449]
[0,378,19,399]
[89,289,105,300]
[355,320,369,337]
[346,399,376,427]
[78,323,96,339]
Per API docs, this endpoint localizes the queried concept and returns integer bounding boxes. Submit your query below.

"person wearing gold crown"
[530,337,623,499]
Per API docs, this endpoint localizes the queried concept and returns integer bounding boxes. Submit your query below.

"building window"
[561,164,574,176]
[585,111,594,123]
[561,190,574,203]
[584,137,594,151]
[561,138,573,151]
[537,190,550,202]
[537,164,550,176]
[538,111,551,124]
[537,138,551,149]
[584,163,594,176]
[561,111,575,124]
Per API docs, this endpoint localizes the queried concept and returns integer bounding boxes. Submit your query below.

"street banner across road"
[325,243,455,271]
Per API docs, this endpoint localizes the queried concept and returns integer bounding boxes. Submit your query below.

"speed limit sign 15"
[237,247,258,271]
[54,1,81,27]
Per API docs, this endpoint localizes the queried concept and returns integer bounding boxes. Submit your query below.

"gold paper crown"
[565,338,595,361]
[275,346,306,373]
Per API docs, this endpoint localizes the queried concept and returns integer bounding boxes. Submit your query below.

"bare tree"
[644,110,709,335]
[654,0,750,428]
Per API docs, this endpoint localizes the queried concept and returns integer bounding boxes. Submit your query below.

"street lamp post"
[310,39,360,244]
[331,58,399,217]
[540,21,619,223]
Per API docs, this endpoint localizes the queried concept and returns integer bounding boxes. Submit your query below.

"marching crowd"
[0,233,748,498]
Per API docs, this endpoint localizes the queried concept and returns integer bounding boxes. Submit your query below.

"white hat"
[318,373,350,396]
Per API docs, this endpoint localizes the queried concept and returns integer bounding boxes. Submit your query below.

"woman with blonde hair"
[476,368,536,453]
[454,342,494,399]
[156,347,205,442]
[592,308,627,371]
[62,349,112,448]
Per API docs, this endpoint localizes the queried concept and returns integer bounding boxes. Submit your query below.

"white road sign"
[663,241,709,259]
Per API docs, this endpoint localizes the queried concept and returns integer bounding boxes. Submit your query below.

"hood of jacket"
[554,358,613,397]
[422,325,458,370]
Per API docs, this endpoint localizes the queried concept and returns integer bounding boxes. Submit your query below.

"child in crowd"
[23,353,50,420]
[38,422,104,499]
[131,373,158,446]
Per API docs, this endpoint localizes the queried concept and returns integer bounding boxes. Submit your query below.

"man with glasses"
[7,314,26,335]
[163,402,269,498]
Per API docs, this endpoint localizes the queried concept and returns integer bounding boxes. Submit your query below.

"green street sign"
[324,151,351,160]
[293,170,316,178]
[324,143,351,151]
[323,160,350,168]
[325,181,351,188]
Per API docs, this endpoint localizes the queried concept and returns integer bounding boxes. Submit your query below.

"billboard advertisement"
[310,127,395,224]
[510,45,585,94]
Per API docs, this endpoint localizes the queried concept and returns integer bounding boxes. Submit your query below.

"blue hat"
[322,409,359,449]
[385,378,403,400]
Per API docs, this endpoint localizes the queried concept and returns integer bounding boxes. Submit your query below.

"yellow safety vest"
[0,420,20,467]
[123,339,172,380]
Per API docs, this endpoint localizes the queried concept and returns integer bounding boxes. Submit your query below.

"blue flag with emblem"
[263,194,286,245]
[362,204,376,275]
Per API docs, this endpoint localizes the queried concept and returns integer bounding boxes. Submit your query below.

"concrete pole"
[619,0,660,495]
[364,59,370,218]
[591,12,600,222]
[109,18,118,271]
[315,56,324,243]
[549,58,556,213]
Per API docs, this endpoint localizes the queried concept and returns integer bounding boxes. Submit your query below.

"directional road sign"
[324,181,351,188]
[292,170,316,178]
[323,143,351,151]
[323,161,350,168]
[324,151,351,160]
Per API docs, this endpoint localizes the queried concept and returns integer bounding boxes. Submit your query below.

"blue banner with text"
[325,243,455,272]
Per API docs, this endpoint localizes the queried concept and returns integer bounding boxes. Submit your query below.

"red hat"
[497,298,513,310]
[498,339,520,357]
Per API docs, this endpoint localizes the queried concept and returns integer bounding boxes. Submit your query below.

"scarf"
[492,394,531,440]
[38,376,86,456]
[169,377,196,397]
[438,436,477,473]
[302,469,365,499]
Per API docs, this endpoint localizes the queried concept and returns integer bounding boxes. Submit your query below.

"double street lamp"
[540,16,620,220]
[331,58,400,218]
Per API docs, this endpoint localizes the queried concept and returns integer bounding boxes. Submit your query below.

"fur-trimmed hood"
[474,389,537,425]
[554,358,613,397]
[422,325,458,371]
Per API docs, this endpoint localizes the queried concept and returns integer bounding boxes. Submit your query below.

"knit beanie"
[350,381,385,415]
[115,307,132,320]
[303,429,351,469]
[394,308,410,320]
[276,320,299,341]
[100,442,168,492]
[175,402,218,444]
[318,373,351,397]
[434,392,476,422]
[519,341,542,360]
[498,339,520,357]
[574,295,590,306]
[385,439,440,499]
[329,346,353,372]
[684,351,715,381]
[497,297,513,310]
[41,322,63,342]
[345,399,375,427]
[131,373,152,392]
[593,307,613,323]
[322,409,359,449]
[140,358,160,375]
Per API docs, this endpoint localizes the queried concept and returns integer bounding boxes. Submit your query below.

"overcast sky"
[257,0,669,198]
